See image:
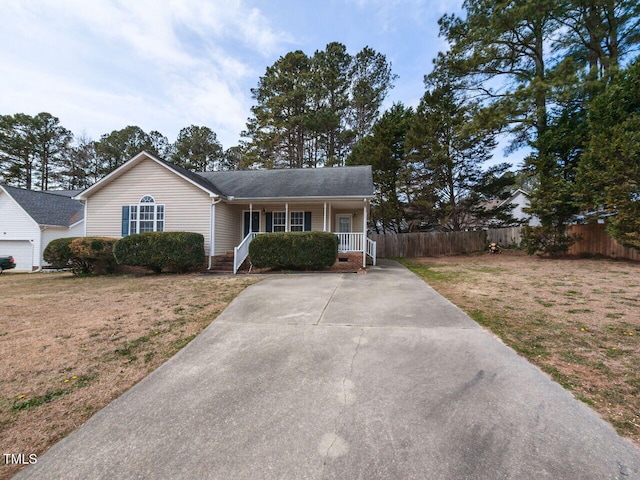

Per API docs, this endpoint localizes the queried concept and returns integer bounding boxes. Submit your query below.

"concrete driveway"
[15,260,640,479]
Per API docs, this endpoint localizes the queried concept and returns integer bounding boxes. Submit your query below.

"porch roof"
[198,166,374,200]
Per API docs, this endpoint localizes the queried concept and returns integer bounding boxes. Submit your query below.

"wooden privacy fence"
[370,224,639,260]
[487,227,523,246]
[568,224,640,261]
[369,230,487,258]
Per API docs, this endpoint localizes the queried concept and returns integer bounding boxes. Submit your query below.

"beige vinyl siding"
[214,202,243,255]
[85,158,212,252]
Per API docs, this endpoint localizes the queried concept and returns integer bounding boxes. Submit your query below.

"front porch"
[210,199,376,273]
[230,231,377,274]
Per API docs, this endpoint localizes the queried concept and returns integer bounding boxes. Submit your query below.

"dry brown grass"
[0,272,259,479]
[400,252,640,445]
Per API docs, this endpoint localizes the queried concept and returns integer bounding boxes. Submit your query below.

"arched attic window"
[127,195,165,235]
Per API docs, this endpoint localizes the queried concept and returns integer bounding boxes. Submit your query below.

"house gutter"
[225,195,375,202]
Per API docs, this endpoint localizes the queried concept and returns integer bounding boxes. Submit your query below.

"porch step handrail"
[366,237,377,266]
[233,232,257,274]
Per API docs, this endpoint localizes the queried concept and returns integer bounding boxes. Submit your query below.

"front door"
[337,214,352,233]
[336,214,352,251]
[243,211,260,237]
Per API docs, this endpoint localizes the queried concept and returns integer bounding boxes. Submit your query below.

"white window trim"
[242,209,261,236]
[272,211,286,232]
[129,195,165,234]
[290,211,304,232]
[271,211,306,232]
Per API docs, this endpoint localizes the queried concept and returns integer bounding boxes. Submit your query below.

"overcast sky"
[0,0,540,166]
[2,1,523,166]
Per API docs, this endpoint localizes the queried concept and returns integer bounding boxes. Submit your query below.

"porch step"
[209,255,235,273]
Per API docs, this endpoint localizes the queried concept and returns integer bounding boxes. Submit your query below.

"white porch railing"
[233,232,257,274]
[232,232,377,274]
[336,233,363,252]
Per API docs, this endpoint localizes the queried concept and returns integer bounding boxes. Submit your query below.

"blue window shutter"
[121,206,129,236]
[304,212,312,231]
[266,212,273,232]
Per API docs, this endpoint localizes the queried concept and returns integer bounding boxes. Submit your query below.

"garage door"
[0,240,33,272]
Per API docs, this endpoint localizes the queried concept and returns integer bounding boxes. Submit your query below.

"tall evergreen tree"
[309,42,353,166]
[348,46,397,143]
[58,134,101,189]
[171,125,224,171]
[0,112,73,190]
[0,113,37,189]
[348,103,413,233]
[94,126,156,175]
[31,112,73,190]
[576,60,640,249]
[243,43,396,169]
[405,78,507,231]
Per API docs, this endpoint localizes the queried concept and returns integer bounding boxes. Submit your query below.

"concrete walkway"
[16,260,640,479]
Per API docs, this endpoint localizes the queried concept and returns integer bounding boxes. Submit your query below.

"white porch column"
[323,202,327,232]
[285,203,289,232]
[363,199,367,268]
[249,203,253,233]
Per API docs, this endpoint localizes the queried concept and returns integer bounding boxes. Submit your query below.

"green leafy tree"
[171,125,223,171]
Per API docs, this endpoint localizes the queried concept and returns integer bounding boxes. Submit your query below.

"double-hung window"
[290,211,304,232]
[272,211,286,232]
[128,195,164,234]
[270,211,308,232]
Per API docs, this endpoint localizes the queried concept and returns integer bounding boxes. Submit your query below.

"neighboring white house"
[499,189,540,227]
[0,186,85,271]
[75,151,376,272]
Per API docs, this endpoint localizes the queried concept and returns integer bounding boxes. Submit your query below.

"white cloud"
[0,0,290,147]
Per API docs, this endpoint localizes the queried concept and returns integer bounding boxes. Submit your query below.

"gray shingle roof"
[2,185,84,226]
[156,157,225,196]
[198,166,374,199]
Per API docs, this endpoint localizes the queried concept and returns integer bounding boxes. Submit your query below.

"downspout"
[208,198,223,270]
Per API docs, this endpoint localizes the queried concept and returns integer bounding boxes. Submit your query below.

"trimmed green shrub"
[113,232,205,273]
[43,237,79,269]
[69,237,118,275]
[249,232,338,270]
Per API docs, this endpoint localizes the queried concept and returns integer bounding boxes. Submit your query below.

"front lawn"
[399,253,640,445]
[0,272,259,479]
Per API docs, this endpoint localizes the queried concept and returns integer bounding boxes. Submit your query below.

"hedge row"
[44,232,205,275]
[44,237,117,275]
[249,232,337,270]
[113,232,205,273]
